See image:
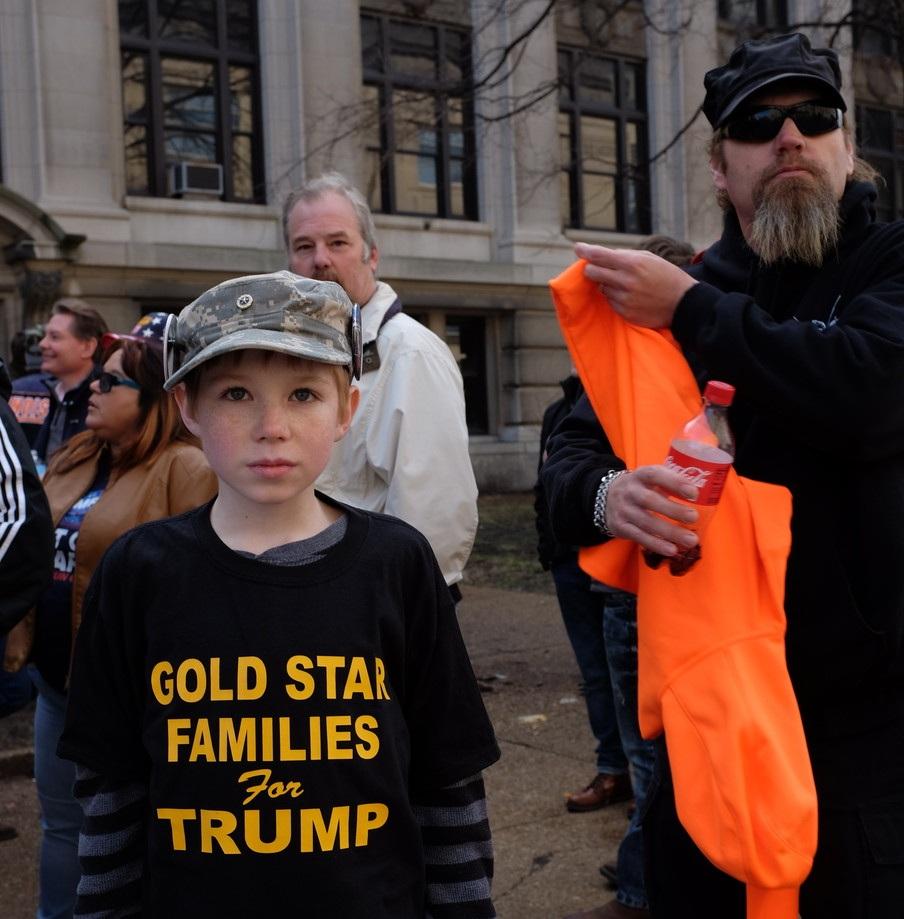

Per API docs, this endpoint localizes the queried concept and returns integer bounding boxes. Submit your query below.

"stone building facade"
[0,1,893,489]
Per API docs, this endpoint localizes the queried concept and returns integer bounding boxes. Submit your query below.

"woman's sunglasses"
[722,102,843,143]
[97,372,141,394]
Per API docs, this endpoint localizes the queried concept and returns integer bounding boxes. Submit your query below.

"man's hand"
[606,465,700,556]
[575,242,696,329]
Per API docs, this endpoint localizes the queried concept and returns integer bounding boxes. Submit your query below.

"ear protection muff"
[349,303,363,380]
[163,313,181,382]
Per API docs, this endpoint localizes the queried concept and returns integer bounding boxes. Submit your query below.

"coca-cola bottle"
[643,380,736,576]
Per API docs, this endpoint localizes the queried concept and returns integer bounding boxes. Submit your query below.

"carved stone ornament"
[19,268,62,324]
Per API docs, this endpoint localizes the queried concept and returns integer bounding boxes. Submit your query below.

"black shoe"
[0,825,17,842]
[599,861,618,890]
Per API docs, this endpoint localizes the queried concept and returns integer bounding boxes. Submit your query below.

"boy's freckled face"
[175,350,356,511]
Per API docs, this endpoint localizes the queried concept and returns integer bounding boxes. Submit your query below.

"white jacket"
[316,282,478,586]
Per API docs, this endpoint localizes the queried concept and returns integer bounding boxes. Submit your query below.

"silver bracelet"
[593,469,627,537]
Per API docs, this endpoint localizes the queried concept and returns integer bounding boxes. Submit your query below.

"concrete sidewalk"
[0,584,627,918]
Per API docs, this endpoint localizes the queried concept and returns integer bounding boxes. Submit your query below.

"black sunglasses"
[722,102,843,143]
[97,372,142,394]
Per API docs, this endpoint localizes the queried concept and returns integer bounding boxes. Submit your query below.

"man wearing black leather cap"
[543,32,904,917]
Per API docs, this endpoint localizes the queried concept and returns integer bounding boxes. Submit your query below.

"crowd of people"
[0,30,903,919]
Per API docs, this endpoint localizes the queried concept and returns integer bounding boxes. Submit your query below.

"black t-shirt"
[33,460,109,690]
[59,498,499,918]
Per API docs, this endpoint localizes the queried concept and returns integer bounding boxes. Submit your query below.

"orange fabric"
[549,261,817,917]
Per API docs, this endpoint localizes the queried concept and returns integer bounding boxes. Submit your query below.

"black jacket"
[543,181,904,736]
[33,367,99,463]
[534,375,584,569]
[0,360,53,634]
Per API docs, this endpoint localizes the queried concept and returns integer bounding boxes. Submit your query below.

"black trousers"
[642,718,904,919]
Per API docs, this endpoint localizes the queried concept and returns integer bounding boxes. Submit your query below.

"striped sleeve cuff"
[413,772,495,919]
[73,766,147,917]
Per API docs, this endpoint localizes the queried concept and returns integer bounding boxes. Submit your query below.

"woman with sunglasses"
[10,312,217,919]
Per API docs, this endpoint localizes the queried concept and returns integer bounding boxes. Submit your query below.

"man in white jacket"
[283,172,478,597]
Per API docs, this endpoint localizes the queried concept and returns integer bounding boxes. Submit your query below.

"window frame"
[119,0,265,203]
[558,46,651,234]
[717,0,789,29]
[856,103,904,221]
[361,10,478,220]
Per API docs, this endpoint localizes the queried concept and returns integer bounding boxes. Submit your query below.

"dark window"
[446,315,489,435]
[853,0,900,57]
[857,104,904,221]
[119,0,263,202]
[558,48,650,233]
[361,12,477,220]
[717,0,788,29]
[402,312,490,435]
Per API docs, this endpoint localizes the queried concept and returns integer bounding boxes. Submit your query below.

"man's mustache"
[759,157,820,184]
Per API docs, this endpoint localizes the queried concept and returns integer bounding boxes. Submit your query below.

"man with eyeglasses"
[543,33,904,917]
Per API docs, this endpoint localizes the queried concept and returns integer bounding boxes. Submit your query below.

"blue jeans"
[551,560,655,909]
[30,667,81,919]
[604,591,656,910]
[0,637,36,718]
[552,559,627,775]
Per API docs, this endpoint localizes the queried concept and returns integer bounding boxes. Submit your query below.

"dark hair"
[640,235,696,266]
[51,298,109,363]
[47,338,193,476]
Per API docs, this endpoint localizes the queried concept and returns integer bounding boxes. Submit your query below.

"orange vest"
[549,261,817,919]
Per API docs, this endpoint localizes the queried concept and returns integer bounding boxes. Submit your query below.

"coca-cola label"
[665,446,730,506]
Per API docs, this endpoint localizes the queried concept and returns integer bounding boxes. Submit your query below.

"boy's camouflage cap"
[163,271,360,390]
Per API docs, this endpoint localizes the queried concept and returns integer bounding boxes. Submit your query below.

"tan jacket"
[4,441,217,674]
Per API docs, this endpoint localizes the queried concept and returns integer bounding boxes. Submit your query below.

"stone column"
[298,0,366,181]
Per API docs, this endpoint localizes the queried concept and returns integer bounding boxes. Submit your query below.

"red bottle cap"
[704,380,735,406]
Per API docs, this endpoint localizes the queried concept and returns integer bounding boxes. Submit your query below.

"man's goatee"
[748,164,840,267]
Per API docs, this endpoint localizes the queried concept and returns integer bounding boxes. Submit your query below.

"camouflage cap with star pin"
[162,271,363,391]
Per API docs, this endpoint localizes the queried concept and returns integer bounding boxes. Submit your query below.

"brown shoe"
[565,772,633,812]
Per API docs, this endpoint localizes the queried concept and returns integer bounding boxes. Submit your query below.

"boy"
[58,272,500,918]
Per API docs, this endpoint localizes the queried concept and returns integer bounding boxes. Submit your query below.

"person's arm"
[542,394,700,557]
[671,268,904,457]
[400,538,498,914]
[71,766,146,917]
[0,399,53,634]
[576,229,904,459]
[365,344,478,586]
[412,772,495,919]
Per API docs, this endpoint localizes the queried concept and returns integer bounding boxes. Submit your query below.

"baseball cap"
[162,271,363,391]
[703,33,846,129]
[101,311,169,351]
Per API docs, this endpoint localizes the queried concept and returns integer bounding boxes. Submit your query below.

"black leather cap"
[703,33,846,128]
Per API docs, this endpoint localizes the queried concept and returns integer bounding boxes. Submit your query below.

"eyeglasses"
[97,372,142,394]
[722,102,843,143]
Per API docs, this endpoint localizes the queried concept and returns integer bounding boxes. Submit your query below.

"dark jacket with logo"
[33,367,100,463]
[10,371,53,448]
[543,181,904,738]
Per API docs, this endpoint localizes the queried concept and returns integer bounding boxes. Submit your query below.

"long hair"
[47,339,195,478]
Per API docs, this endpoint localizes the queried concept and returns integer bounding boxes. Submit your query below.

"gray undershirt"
[234,514,347,566]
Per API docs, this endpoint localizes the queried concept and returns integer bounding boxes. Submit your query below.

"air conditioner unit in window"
[168,162,224,197]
